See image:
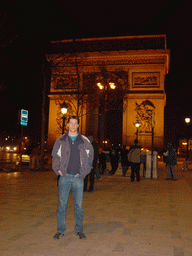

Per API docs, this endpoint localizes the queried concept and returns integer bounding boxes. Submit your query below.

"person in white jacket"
[128,139,142,182]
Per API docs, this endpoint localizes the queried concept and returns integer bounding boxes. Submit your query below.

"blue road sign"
[20,121,27,126]
[20,109,28,126]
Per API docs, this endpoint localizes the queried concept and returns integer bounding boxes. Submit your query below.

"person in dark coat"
[120,145,130,176]
[99,148,106,174]
[109,146,119,175]
[84,136,99,192]
[163,142,177,180]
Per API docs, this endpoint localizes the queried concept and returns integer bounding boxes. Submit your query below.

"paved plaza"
[1,160,192,256]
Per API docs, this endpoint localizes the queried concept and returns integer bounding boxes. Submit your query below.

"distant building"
[46,35,170,150]
[178,138,192,154]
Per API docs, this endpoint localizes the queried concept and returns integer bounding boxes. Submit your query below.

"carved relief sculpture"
[135,100,155,133]
[133,72,160,88]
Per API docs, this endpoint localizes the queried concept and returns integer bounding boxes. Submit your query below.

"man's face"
[67,118,79,133]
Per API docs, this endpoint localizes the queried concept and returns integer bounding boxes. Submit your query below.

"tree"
[0,12,19,90]
[0,13,18,48]
[47,48,129,145]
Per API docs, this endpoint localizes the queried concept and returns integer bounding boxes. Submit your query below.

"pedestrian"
[163,142,178,180]
[128,139,142,182]
[109,146,119,175]
[84,136,100,192]
[182,153,192,170]
[52,116,94,240]
[120,145,130,176]
[31,145,40,170]
[99,148,106,174]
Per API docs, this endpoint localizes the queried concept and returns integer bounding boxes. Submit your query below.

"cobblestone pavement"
[1,161,192,256]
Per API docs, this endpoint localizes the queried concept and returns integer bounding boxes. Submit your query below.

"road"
[0,151,53,172]
[0,151,19,170]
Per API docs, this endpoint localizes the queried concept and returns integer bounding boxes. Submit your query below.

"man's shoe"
[165,178,173,180]
[76,231,86,239]
[173,178,178,181]
[88,188,93,192]
[53,232,64,240]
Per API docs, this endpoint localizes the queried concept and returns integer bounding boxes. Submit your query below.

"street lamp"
[60,101,68,134]
[97,82,116,90]
[185,117,191,159]
[135,121,140,140]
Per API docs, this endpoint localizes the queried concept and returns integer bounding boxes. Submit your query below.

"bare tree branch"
[0,13,19,48]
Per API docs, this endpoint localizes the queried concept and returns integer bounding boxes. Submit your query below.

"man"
[109,146,119,175]
[120,145,130,176]
[52,116,94,240]
[84,136,99,192]
[182,154,192,170]
[163,142,177,180]
[128,139,142,182]
[99,148,106,174]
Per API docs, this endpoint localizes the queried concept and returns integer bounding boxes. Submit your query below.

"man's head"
[67,116,79,135]
[68,116,79,124]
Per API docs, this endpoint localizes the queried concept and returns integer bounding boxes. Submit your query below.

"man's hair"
[68,116,79,124]
[134,139,138,144]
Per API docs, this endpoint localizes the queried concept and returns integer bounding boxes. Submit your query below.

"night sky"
[1,1,192,146]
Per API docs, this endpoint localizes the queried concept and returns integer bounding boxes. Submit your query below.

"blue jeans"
[57,174,84,234]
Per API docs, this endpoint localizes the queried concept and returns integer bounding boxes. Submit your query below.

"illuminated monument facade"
[46,35,170,150]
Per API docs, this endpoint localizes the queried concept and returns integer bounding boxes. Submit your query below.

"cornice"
[127,92,166,100]
[51,34,167,44]
[46,49,170,74]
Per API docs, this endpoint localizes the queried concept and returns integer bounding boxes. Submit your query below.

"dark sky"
[1,0,192,145]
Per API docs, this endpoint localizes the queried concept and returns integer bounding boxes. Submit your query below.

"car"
[15,154,30,166]
[6,146,18,152]
[0,146,18,152]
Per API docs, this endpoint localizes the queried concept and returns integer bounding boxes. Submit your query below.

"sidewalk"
[1,161,192,256]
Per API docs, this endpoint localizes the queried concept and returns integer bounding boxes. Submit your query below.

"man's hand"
[75,174,79,177]
[58,170,63,176]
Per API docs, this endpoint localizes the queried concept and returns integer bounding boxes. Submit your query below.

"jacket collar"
[60,131,83,144]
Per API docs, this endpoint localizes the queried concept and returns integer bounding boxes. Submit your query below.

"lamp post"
[135,122,140,140]
[60,101,68,134]
[185,117,190,159]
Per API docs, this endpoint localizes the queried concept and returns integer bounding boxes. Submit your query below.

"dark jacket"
[109,148,119,164]
[121,148,129,166]
[52,132,94,180]
[92,141,99,168]
[164,146,177,165]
